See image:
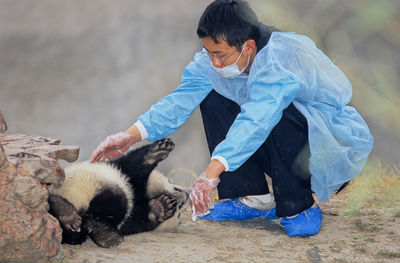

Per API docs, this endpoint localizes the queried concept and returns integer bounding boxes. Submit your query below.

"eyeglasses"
[201,47,238,64]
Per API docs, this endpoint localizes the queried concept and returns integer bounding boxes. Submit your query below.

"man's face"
[202,37,254,71]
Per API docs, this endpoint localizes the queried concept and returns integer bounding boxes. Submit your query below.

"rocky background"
[0,111,79,263]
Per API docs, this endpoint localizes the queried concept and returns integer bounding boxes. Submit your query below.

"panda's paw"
[59,211,82,232]
[148,194,177,223]
[144,138,175,165]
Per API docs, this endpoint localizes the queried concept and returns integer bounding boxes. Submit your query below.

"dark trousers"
[200,90,315,217]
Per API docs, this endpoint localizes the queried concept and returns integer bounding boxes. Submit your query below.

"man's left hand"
[189,171,220,222]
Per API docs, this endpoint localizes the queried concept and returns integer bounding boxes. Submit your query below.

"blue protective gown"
[137,32,374,201]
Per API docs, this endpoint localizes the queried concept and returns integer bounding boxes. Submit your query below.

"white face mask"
[211,42,250,79]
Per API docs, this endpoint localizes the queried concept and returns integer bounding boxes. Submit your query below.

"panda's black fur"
[48,138,189,248]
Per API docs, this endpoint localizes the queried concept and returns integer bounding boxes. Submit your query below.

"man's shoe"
[238,193,276,210]
[200,198,279,221]
[280,205,322,237]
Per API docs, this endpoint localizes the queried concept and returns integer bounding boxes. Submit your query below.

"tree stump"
[0,110,80,263]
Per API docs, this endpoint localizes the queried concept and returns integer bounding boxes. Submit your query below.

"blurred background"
[1,0,399,186]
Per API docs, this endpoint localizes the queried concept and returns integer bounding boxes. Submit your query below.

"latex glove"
[189,171,220,222]
[90,131,135,163]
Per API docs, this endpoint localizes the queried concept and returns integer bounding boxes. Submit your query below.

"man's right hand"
[90,131,136,163]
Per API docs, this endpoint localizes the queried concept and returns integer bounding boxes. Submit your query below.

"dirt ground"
[54,194,400,263]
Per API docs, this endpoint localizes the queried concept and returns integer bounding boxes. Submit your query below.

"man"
[91,0,373,237]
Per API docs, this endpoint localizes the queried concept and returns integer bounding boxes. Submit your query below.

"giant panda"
[48,138,189,248]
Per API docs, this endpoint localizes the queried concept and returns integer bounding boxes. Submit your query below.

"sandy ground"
[54,194,400,263]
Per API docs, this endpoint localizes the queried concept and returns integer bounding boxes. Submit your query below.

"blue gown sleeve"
[212,46,304,171]
[137,53,213,141]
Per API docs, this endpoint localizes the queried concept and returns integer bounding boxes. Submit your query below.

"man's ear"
[245,39,256,56]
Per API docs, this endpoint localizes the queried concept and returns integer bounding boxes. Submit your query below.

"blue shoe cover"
[200,198,279,221]
[280,206,322,237]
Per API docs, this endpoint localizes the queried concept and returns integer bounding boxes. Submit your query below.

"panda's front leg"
[48,194,82,232]
[148,194,177,227]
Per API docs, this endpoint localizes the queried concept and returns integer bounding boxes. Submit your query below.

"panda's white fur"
[50,162,134,229]
[48,138,188,248]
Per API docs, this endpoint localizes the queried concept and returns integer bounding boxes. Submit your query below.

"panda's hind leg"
[109,138,175,184]
[119,194,177,235]
[148,194,177,227]
[143,138,175,166]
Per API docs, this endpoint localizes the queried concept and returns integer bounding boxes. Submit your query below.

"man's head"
[197,0,260,49]
[197,0,259,73]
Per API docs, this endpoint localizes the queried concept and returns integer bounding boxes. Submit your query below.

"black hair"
[197,0,260,50]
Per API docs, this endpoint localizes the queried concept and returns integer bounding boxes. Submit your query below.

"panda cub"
[48,138,189,248]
